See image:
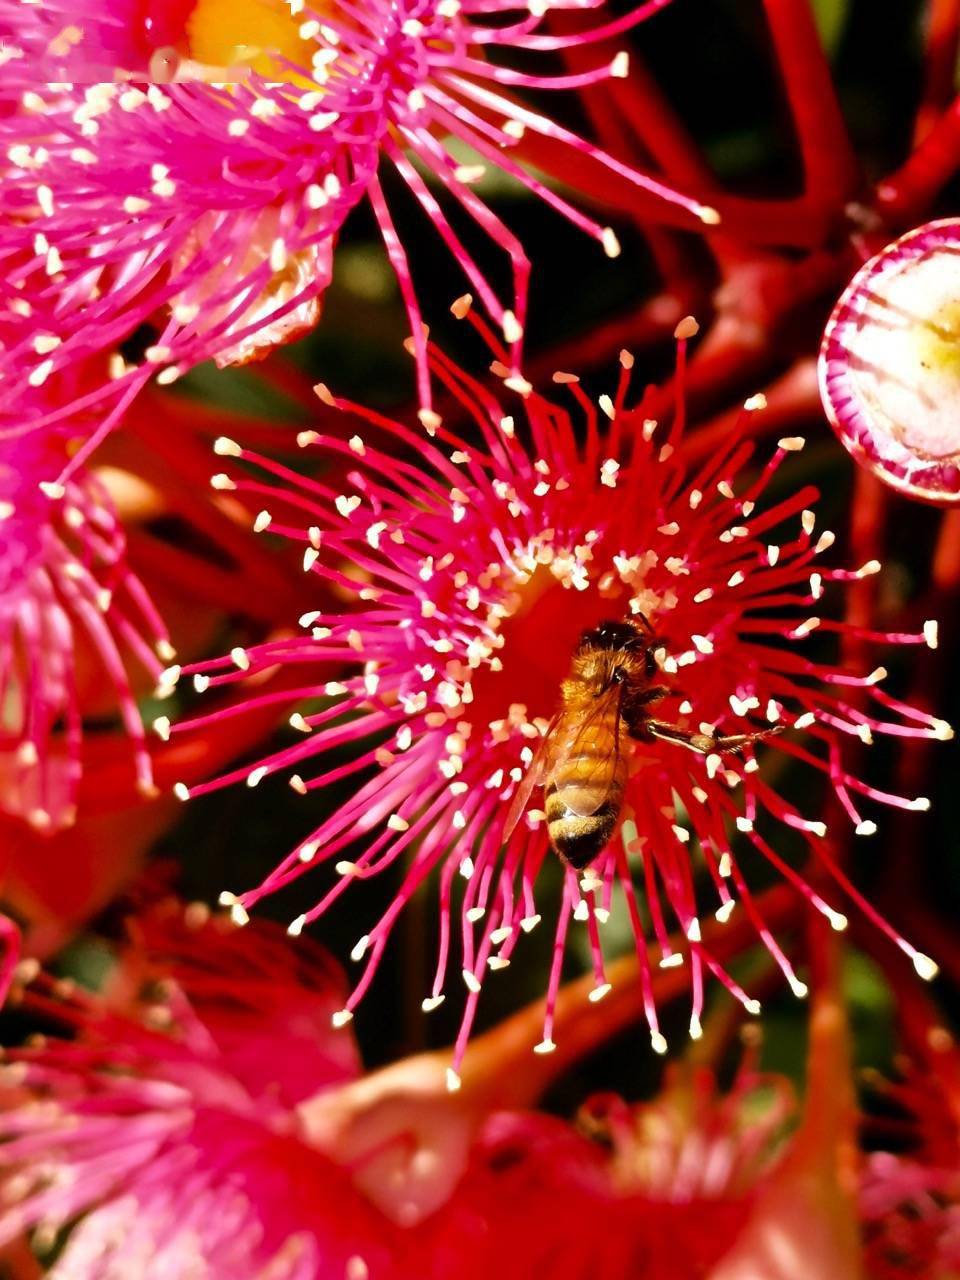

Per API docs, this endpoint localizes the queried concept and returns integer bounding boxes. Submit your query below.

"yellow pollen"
[915,299,960,380]
[186,0,317,78]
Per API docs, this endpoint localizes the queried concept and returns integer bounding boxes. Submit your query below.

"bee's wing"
[546,685,626,818]
[501,713,562,843]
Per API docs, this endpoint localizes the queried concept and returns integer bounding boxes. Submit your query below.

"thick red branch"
[877,94,960,225]
[761,0,860,211]
[916,0,960,142]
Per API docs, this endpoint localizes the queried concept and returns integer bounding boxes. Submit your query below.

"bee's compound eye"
[611,666,627,684]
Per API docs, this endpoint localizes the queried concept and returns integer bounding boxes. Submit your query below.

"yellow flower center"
[915,299,960,381]
[185,0,315,77]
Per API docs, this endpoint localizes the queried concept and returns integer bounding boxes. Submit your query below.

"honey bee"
[503,617,780,869]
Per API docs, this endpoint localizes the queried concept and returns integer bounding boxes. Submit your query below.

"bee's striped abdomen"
[545,712,626,869]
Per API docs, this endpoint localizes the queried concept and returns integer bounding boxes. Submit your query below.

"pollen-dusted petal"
[820,219,960,503]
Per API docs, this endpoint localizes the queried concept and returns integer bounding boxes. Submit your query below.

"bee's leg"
[624,687,671,734]
[633,685,671,707]
[712,725,785,752]
[640,719,784,754]
[638,720,716,752]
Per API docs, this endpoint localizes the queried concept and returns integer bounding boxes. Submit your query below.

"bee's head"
[577,618,664,685]
[577,619,647,655]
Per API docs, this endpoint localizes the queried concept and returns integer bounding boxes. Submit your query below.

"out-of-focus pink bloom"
[0,899,403,1279]
[0,419,171,834]
[416,1063,794,1279]
[169,329,948,1079]
[0,0,713,474]
[820,219,960,504]
[296,947,866,1278]
[861,1153,960,1278]
[0,915,18,1006]
[860,1059,960,1278]
[0,0,194,83]
[0,364,328,996]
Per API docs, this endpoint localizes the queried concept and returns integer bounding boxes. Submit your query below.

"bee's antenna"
[633,610,655,635]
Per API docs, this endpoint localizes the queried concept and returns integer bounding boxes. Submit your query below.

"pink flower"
[0,417,171,834]
[0,0,194,80]
[0,898,402,1278]
[168,327,948,1079]
[0,0,714,484]
[820,219,960,504]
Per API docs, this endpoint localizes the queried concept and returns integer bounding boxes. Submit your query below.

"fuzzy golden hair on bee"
[503,617,783,870]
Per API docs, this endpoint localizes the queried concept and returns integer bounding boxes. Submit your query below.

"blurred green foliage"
[811,0,851,53]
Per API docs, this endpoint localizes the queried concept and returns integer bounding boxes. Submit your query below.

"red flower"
[168,328,947,1079]
[420,1065,793,1279]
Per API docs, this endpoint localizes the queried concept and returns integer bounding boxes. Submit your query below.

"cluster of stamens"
[154,318,947,1082]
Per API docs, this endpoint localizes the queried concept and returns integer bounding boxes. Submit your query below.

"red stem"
[893,993,960,1131]
[568,54,760,276]
[525,287,700,386]
[568,45,716,191]
[876,94,960,225]
[555,12,851,266]
[915,0,960,142]
[761,0,860,212]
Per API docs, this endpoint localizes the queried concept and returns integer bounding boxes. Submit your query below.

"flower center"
[821,224,960,485]
[914,299,960,380]
[465,553,650,738]
[184,0,317,77]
